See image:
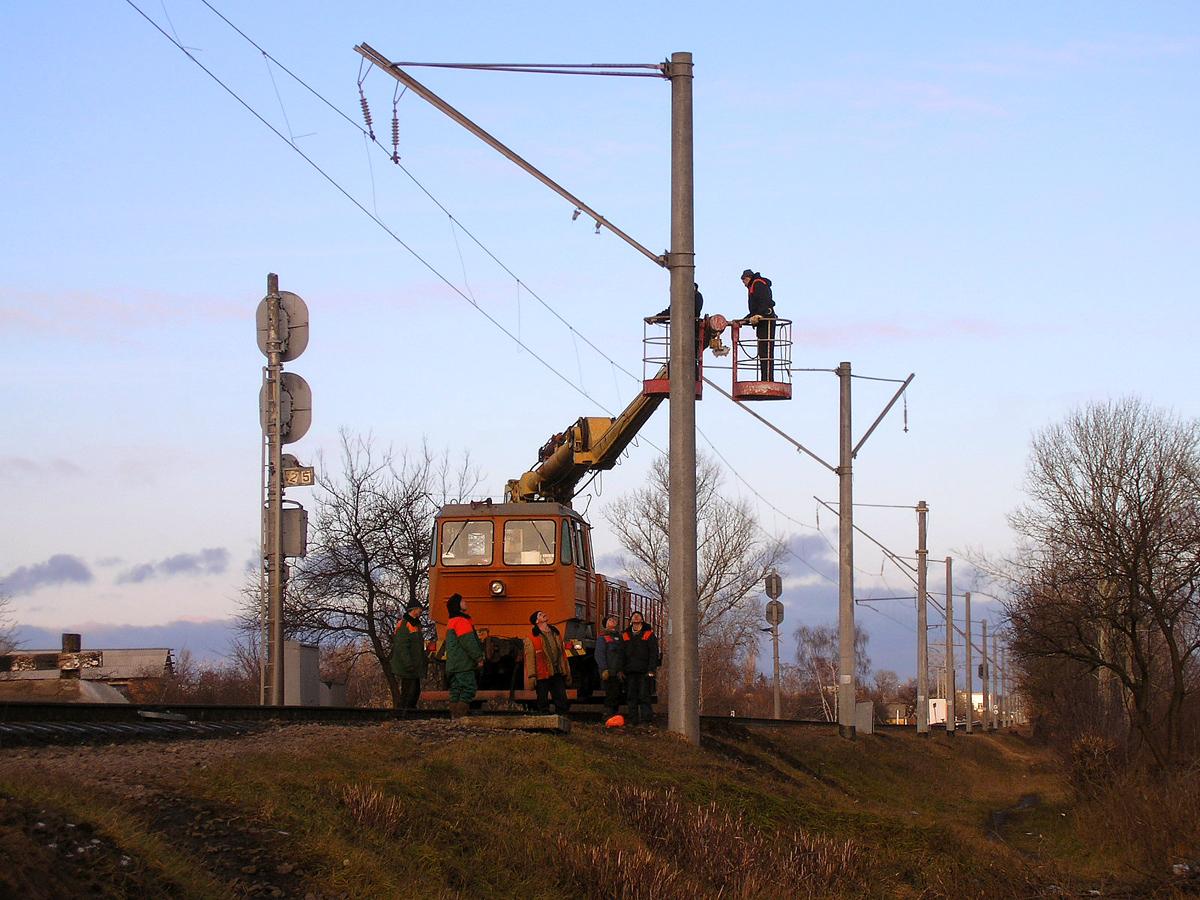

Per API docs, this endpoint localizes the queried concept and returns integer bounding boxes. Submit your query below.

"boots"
[449,701,470,720]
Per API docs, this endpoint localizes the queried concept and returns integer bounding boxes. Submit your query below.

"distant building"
[0,633,174,703]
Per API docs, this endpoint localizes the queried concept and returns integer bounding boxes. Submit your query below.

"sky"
[2,2,1198,677]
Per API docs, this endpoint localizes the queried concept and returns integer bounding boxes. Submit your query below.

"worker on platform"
[444,593,483,719]
[647,284,709,375]
[621,610,660,727]
[389,599,427,711]
[648,282,704,321]
[594,614,625,719]
[523,610,572,715]
[741,268,777,381]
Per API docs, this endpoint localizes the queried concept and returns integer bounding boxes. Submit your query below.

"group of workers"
[388,593,662,726]
[648,267,778,382]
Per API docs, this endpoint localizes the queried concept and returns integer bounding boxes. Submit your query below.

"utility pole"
[255,275,312,707]
[353,46,701,742]
[837,362,856,738]
[765,571,784,720]
[666,51,699,745]
[964,591,973,735]
[945,557,955,736]
[981,619,990,732]
[991,641,999,730]
[916,500,929,735]
[999,644,1007,728]
[264,274,285,706]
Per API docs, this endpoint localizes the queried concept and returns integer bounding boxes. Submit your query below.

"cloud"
[116,547,230,584]
[784,532,839,583]
[0,288,245,341]
[0,554,94,596]
[13,618,239,663]
[0,456,85,481]
[804,316,1011,347]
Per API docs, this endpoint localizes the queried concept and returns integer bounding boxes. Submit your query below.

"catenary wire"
[144,1,840,585]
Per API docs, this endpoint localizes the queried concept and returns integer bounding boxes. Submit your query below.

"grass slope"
[0,720,1168,898]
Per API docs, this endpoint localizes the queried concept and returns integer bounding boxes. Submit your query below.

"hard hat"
[605,714,625,728]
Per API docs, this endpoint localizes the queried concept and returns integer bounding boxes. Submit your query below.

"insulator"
[358,90,375,140]
[594,220,602,234]
[571,208,581,221]
[391,112,400,163]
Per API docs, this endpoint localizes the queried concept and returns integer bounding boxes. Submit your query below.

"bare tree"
[604,453,786,650]
[793,623,871,721]
[0,592,17,655]
[1005,398,1200,768]
[239,431,480,707]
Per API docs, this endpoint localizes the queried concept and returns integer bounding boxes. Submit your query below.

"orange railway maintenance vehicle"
[426,370,669,703]
[425,312,792,703]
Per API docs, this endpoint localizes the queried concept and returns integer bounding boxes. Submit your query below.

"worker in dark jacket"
[621,610,660,726]
[522,610,572,715]
[389,600,427,710]
[593,614,625,717]
[741,269,776,381]
[444,593,483,719]
[648,284,706,379]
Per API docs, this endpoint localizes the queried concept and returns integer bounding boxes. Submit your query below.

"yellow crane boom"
[505,366,667,505]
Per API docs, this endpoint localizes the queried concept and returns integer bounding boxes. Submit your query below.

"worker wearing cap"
[523,610,572,715]
[444,593,483,719]
[390,600,427,710]
[741,269,776,381]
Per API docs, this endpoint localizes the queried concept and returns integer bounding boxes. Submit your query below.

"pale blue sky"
[2,2,1197,675]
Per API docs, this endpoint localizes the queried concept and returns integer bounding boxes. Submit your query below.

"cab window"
[503,520,556,565]
[560,520,574,566]
[441,520,493,566]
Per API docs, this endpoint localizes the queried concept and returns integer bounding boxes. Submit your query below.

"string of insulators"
[358,88,375,140]
[391,105,400,163]
[903,392,909,433]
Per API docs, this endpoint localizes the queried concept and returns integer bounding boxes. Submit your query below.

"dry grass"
[338,782,412,839]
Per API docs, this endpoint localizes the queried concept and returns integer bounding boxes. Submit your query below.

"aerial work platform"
[642,314,793,401]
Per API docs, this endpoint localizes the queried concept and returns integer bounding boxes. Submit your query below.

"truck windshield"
[503,520,557,565]
[441,520,493,566]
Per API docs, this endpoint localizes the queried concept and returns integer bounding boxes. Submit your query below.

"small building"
[885,701,910,725]
[0,633,174,703]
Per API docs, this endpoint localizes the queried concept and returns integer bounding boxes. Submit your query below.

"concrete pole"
[265,273,285,707]
[666,52,699,745]
[916,500,929,734]
[772,623,781,719]
[991,642,999,730]
[999,645,1007,728]
[964,591,973,734]
[837,362,856,738]
[981,619,990,732]
[944,557,954,736]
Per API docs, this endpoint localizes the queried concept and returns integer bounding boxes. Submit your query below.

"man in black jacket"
[741,268,776,381]
[621,611,660,726]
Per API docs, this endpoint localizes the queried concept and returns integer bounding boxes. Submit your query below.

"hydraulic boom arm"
[505,366,667,505]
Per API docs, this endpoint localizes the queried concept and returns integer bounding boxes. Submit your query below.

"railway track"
[0,700,909,747]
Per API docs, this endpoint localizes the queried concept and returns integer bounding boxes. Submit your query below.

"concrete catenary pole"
[981,619,990,731]
[944,557,954,735]
[264,273,285,706]
[666,52,699,745]
[999,644,1007,728]
[916,500,929,734]
[772,621,781,719]
[991,640,999,730]
[964,591,973,734]
[837,362,856,738]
